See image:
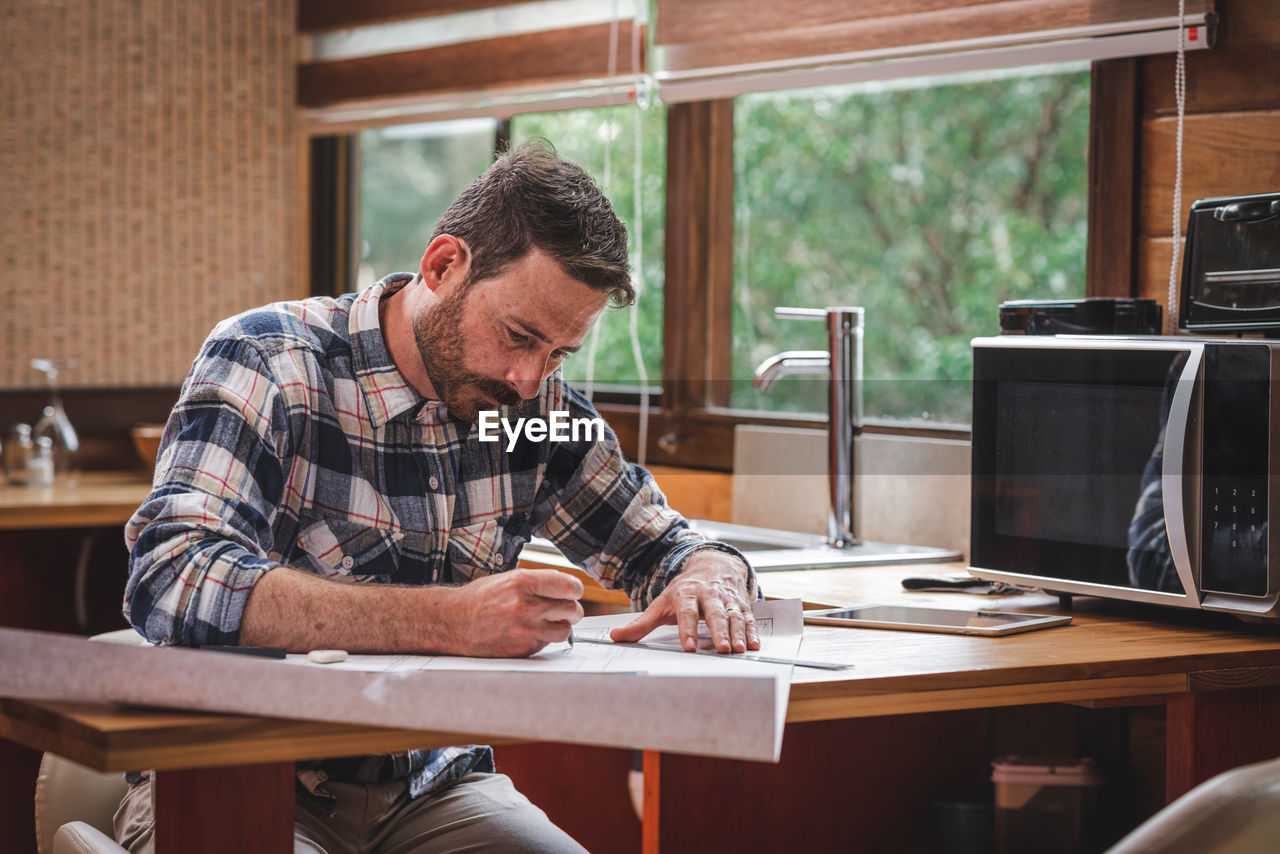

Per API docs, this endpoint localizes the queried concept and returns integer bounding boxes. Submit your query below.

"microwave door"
[1160,341,1205,602]
[969,337,1204,609]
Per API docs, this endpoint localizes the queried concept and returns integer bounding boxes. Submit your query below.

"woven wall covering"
[0,0,299,390]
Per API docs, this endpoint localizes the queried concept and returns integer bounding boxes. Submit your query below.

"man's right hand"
[440,568,584,657]
[240,565,583,658]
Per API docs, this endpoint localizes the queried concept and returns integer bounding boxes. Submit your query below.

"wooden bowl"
[130,424,165,466]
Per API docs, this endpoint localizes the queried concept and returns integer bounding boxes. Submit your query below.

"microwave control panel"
[1200,344,1271,597]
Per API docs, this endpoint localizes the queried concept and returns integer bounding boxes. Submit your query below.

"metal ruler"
[572,636,853,670]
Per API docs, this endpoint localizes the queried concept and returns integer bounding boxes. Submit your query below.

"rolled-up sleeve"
[123,336,290,646]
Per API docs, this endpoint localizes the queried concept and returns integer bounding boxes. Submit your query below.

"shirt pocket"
[295,515,402,580]
[447,520,521,578]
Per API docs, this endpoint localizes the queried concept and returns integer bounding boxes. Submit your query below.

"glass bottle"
[6,423,35,486]
[30,358,80,481]
[28,436,55,486]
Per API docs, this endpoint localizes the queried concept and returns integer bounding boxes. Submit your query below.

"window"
[357,118,500,287]
[730,65,1091,424]
[356,104,667,391]
[342,64,1094,466]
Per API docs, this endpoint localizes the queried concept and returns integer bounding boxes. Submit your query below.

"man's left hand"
[609,549,759,653]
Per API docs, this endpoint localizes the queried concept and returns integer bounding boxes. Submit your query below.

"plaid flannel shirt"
[123,273,751,800]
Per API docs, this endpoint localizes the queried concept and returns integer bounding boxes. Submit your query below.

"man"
[119,139,758,853]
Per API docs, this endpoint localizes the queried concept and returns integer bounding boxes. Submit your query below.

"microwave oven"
[969,335,1280,620]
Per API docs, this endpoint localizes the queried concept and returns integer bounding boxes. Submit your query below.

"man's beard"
[412,284,526,421]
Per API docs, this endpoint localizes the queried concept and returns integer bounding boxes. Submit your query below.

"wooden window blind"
[297,1,645,132]
[656,0,1215,101]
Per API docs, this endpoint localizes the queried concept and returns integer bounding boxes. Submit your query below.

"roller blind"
[298,0,645,132]
[655,0,1215,102]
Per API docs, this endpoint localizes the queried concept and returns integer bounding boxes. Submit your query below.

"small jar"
[6,424,35,486]
[27,436,56,487]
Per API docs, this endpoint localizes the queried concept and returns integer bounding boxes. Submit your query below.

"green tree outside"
[732,67,1091,422]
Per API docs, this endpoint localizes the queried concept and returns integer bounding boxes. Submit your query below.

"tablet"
[803,605,1071,637]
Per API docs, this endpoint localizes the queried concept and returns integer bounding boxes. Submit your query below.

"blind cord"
[1167,0,1188,333]
[627,17,651,467]
[585,4,651,468]
[583,5,622,403]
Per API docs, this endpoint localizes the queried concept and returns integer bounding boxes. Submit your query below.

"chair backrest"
[34,629,146,853]
[1108,755,1280,853]
[34,753,130,854]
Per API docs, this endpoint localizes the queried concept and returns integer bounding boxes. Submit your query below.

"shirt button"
[341,555,355,570]
[429,476,440,489]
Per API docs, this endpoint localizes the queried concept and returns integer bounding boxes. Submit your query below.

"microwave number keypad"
[1204,478,1268,596]
[1200,344,1270,598]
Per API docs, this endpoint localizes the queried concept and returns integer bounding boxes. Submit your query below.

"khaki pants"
[114,771,588,854]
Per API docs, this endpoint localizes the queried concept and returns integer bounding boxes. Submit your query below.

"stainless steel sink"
[684,519,961,570]
[522,519,961,572]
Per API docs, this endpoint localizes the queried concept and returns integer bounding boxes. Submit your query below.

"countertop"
[0,470,152,530]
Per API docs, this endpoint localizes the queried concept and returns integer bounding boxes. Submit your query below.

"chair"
[1107,755,1280,853]
[33,628,145,854]
[34,753,129,854]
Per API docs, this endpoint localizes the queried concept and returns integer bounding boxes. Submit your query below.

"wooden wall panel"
[1136,237,1176,303]
[1137,111,1280,237]
[0,0,300,391]
[1132,0,1280,309]
[648,465,733,523]
[1144,0,1280,116]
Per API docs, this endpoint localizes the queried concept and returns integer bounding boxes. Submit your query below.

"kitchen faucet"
[752,307,863,548]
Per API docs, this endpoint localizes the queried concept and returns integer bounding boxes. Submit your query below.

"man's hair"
[430,139,634,307]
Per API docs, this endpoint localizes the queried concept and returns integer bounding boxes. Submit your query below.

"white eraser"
[307,649,348,664]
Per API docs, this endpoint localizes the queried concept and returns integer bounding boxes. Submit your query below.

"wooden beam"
[705,102,735,408]
[662,102,712,418]
[661,100,735,420]
[1086,58,1141,299]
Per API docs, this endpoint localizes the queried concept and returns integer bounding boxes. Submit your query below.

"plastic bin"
[992,756,1105,854]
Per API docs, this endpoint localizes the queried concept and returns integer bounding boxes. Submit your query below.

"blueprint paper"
[0,599,804,762]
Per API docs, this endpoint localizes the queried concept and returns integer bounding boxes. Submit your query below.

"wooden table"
[7,565,1280,853]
